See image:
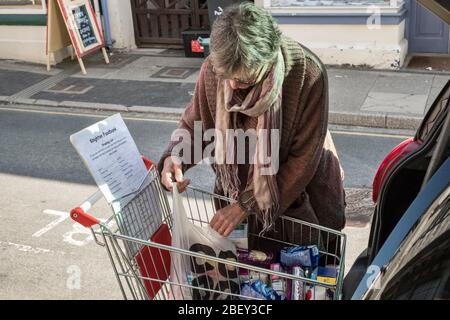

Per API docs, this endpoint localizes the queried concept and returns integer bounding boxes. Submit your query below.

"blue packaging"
[280,245,320,269]
[240,280,283,300]
[318,266,337,278]
[241,283,266,300]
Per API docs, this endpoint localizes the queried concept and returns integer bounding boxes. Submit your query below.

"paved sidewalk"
[1,48,449,129]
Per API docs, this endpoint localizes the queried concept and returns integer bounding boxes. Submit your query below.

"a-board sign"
[46,0,72,57]
[57,0,104,58]
[46,0,109,74]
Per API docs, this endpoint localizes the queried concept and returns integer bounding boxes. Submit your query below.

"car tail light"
[372,137,421,203]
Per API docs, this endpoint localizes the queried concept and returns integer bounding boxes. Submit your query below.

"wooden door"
[131,0,210,47]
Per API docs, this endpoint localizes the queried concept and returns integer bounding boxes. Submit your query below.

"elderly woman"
[159,2,345,248]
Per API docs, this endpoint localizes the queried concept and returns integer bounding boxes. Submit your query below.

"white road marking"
[63,223,93,247]
[35,208,116,247]
[33,209,70,238]
[0,240,65,255]
[63,219,116,247]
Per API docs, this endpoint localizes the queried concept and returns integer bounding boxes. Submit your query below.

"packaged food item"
[295,266,318,301]
[280,245,319,269]
[239,269,269,284]
[305,285,314,300]
[269,263,284,280]
[241,282,266,300]
[302,267,336,300]
[303,266,318,281]
[269,263,286,299]
[229,223,248,250]
[290,266,305,300]
[305,286,335,300]
[237,249,274,269]
[317,266,337,285]
[240,280,283,300]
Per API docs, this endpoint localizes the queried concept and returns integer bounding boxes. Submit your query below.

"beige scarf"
[215,49,285,232]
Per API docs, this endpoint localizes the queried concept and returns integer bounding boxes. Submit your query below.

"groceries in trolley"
[237,248,338,300]
[169,182,341,300]
[170,183,239,300]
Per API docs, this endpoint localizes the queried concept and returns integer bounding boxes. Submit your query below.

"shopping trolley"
[70,157,346,300]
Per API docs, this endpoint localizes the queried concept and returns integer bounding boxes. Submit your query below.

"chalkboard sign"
[57,0,104,58]
[72,4,98,49]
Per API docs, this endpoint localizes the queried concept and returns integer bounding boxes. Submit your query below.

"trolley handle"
[71,206,101,228]
[70,156,154,228]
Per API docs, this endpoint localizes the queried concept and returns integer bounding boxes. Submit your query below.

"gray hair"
[210,2,282,78]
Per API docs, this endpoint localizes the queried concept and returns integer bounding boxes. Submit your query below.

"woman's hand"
[160,156,190,193]
[210,203,247,237]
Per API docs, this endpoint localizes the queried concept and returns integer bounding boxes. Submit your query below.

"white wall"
[255,1,408,69]
[107,0,136,50]
[279,22,408,69]
[0,25,71,65]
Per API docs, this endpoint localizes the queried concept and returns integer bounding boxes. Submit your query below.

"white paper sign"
[70,113,147,203]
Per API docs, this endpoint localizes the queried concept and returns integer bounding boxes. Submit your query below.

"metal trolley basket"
[71,158,346,300]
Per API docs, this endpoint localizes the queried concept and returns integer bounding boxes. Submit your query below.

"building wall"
[279,22,408,69]
[106,0,136,50]
[256,0,409,69]
[0,25,46,64]
[0,24,72,65]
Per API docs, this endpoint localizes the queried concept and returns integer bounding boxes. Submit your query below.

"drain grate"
[45,83,93,95]
[150,67,198,80]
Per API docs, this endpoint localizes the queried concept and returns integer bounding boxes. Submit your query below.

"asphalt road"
[0,107,410,299]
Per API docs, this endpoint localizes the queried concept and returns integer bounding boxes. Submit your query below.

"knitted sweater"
[158,36,346,247]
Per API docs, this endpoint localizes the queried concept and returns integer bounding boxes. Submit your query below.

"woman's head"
[210,2,282,90]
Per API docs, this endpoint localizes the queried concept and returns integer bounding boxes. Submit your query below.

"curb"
[2,99,422,130]
[329,111,422,130]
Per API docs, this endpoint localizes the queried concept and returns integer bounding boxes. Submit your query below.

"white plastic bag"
[170,183,239,300]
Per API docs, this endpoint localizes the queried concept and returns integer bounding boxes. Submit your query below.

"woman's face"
[229,79,253,90]
[213,66,261,90]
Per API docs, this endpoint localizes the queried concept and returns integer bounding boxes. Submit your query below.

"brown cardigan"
[158,36,346,250]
